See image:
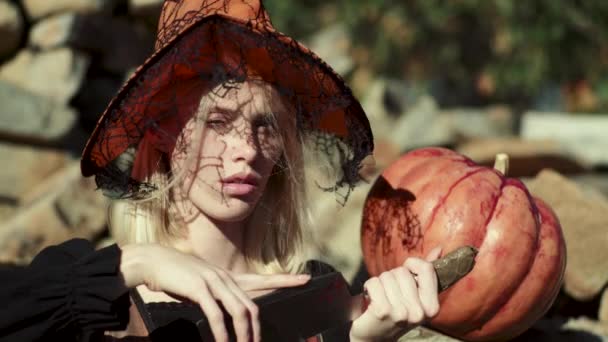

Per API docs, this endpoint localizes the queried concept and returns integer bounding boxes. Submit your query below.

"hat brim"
[81,15,373,187]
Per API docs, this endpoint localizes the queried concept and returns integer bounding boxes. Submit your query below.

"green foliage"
[264,0,608,112]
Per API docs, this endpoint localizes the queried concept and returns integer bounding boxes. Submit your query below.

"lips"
[221,172,261,195]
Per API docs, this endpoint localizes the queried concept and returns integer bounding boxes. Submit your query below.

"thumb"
[232,272,311,292]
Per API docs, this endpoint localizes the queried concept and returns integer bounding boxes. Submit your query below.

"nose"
[227,127,258,163]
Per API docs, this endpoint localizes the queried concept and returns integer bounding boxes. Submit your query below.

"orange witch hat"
[80,0,374,199]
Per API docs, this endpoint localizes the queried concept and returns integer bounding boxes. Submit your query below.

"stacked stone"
[0,0,162,263]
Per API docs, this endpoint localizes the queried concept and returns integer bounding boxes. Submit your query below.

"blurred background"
[1,0,607,340]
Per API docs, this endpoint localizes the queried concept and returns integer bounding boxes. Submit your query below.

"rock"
[0,204,16,224]
[29,13,154,73]
[0,162,108,263]
[100,20,154,73]
[0,0,24,59]
[0,80,78,143]
[570,174,608,199]
[388,95,452,151]
[0,48,89,104]
[519,316,608,341]
[522,112,608,167]
[370,139,401,174]
[22,0,117,20]
[72,76,123,129]
[438,105,515,140]
[458,138,565,161]
[360,78,393,136]
[28,12,84,49]
[398,327,461,341]
[457,138,588,177]
[129,0,163,25]
[601,289,608,326]
[305,23,353,76]
[366,100,514,155]
[525,169,608,301]
[563,317,608,339]
[310,180,373,281]
[0,142,72,201]
[361,78,424,137]
[364,88,445,150]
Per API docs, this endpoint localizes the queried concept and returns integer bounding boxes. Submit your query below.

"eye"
[205,114,229,131]
[206,119,226,126]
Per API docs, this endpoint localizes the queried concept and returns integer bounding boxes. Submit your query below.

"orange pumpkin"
[361,147,566,341]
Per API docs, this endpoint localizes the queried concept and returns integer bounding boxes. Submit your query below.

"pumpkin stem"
[493,153,509,175]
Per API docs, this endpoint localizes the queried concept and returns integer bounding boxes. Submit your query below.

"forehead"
[205,81,284,114]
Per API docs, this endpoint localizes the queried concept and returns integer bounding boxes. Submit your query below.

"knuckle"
[403,257,415,266]
[421,262,435,273]
[233,306,249,321]
[364,277,380,288]
[204,271,222,283]
[408,307,425,324]
[404,257,421,267]
[391,308,408,323]
[249,303,259,318]
[370,304,390,320]
[379,271,392,281]
[426,303,440,317]
[215,268,229,280]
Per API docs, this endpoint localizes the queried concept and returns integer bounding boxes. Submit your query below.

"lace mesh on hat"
[82,1,374,204]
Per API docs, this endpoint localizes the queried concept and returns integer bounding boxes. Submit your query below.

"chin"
[208,201,256,222]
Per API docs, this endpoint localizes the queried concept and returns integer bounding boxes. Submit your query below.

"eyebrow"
[207,105,276,119]
[207,105,237,116]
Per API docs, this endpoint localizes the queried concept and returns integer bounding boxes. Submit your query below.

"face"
[170,81,289,223]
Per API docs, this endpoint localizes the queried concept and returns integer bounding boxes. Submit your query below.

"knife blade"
[193,245,478,341]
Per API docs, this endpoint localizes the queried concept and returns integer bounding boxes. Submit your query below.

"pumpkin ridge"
[425,166,486,241]
[464,187,540,335]
[477,182,503,249]
[465,199,564,340]
[470,171,507,250]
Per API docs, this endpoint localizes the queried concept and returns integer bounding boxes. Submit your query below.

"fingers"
[192,280,230,342]
[206,269,263,342]
[364,277,391,321]
[352,271,426,341]
[201,270,310,342]
[219,271,261,342]
[233,272,310,292]
[404,257,440,318]
[425,246,442,262]
[393,267,426,325]
[379,271,411,325]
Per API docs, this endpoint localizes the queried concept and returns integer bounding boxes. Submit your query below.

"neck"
[170,213,252,273]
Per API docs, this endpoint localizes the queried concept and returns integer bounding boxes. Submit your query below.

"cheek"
[199,132,226,160]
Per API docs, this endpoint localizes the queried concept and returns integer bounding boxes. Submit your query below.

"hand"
[119,244,310,342]
[349,247,442,342]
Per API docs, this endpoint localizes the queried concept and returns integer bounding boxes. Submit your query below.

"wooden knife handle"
[432,245,478,292]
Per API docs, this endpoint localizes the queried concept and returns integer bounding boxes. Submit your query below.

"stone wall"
[1,0,608,340]
[0,0,162,262]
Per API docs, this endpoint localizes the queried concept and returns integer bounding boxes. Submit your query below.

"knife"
[195,246,478,341]
[145,246,477,341]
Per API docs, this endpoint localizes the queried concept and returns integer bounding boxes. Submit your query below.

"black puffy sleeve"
[0,238,131,341]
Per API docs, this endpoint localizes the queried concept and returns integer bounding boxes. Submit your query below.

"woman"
[0,1,441,341]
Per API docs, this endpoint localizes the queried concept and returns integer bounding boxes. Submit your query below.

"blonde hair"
[108,80,315,274]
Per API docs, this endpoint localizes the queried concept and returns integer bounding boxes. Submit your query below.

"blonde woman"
[0,1,441,341]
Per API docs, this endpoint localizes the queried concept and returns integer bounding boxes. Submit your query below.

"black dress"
[0,239,352,342]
